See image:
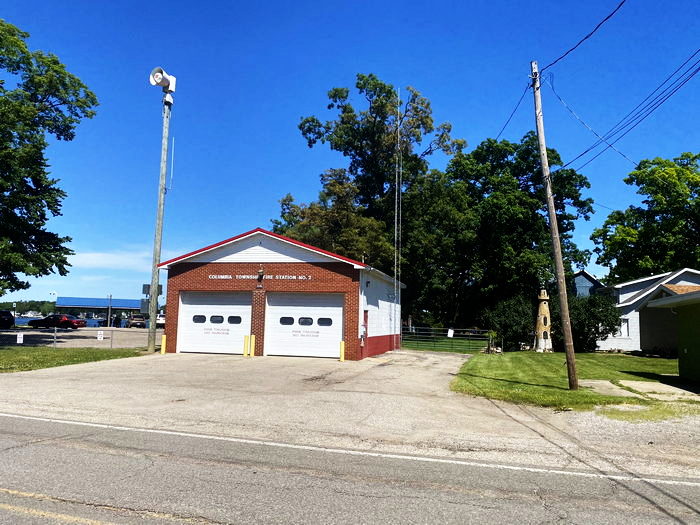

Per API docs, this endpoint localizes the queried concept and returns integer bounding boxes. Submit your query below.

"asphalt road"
[0,413,698,524]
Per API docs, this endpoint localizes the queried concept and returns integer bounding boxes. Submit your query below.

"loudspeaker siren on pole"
[149,67,176,93]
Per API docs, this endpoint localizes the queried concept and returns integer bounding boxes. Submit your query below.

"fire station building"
[159,228,402,359]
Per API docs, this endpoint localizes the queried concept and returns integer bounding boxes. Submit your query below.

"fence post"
[110,328,114,350]
[53,326,57,349]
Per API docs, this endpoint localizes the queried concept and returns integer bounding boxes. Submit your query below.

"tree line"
[1,19,697,351]
[0,300,55,316]
[272,74,699,351]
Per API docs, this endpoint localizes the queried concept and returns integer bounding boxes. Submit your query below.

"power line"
[540,0,627,73]
[573,63,700,171]
[495,82,530,140]
[562,50,700,169]
[566,51,700,167]
[544,74,637,166]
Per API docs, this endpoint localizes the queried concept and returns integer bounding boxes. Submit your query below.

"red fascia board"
[158,227,367,269]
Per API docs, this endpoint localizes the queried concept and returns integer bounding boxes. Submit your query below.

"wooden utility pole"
[530,61,578,390]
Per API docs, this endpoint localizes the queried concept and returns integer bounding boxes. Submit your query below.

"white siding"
[188,233,339,264]
[618,280,657,304]
[359,270,401,338]
[597,308,641,351]
[598,270,700,351]
[669,276,700,286]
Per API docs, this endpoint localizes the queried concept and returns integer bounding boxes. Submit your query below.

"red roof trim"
[158,228,368,268]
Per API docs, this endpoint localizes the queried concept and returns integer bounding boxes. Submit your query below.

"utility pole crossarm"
[530,60,579,390]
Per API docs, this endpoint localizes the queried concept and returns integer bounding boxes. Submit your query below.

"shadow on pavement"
[621,371,700,394]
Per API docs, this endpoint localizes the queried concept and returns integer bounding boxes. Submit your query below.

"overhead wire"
[540,0,627,74]
[568,57,700,170]
[562,49,700,168]
[495,0,628,143]
[544,74,637,167]
[495,82,530,140]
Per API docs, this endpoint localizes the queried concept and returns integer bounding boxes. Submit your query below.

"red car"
[28,314,86,330]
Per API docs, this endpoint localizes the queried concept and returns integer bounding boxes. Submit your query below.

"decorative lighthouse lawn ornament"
[534,289,553,352]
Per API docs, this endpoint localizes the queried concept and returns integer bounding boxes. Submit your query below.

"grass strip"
[451,352,680,410]
[0,346,143,373]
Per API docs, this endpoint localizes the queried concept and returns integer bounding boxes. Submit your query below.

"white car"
[155,314,166,328]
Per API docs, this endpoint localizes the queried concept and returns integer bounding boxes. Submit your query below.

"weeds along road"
[0,413,698,524]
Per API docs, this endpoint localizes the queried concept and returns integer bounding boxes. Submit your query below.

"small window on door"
[298,317,313,326]
[317,318,333,326]
[228,316,242,324]
[280,317,294,325]
[210,315,224,324]
[192,315,206,323]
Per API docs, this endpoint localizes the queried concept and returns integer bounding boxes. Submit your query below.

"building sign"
[208,274,313,281]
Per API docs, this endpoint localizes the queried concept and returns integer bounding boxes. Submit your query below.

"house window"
[617,318,630,337]
[543,331,549,339]
[543,316,548,326]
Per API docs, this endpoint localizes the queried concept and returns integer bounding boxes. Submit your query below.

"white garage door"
[264,293,344,358]
[177,292,251,354]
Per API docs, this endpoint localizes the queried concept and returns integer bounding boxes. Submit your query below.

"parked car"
[28,314,86,330]
[0,310,15,329]
[126,314,146,328]
[155,314,166,328]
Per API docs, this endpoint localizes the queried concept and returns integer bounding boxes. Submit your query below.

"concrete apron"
[0,350,697,480]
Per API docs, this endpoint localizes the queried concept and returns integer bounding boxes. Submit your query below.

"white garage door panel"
[265,293,344,358]
[178,292,251,354]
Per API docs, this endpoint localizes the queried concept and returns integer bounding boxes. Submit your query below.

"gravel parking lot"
[0,327,164,349]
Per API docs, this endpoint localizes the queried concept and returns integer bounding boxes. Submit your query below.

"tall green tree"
[272,169,394,270]
[549,292,620,353]
[299,73,464,221]
[0,20,98,296]
[402,133,593,333]
[591,153,700,282]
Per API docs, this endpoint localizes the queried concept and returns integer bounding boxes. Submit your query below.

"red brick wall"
[363,334,400,358]
[164,262,363,359]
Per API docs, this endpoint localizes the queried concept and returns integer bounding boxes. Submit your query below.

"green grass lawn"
[401,337,488,353]
[0,346,143,373]
[451,352,686,411]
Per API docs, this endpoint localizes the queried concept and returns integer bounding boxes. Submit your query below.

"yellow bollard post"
[160,334,166,354]
[243,335,250,357]
[339,340,345,362]
[250,335,256,357]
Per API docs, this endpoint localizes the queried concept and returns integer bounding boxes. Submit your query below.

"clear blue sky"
[3,0,699,303]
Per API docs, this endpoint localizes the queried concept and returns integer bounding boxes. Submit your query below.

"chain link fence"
[0,327,163,350]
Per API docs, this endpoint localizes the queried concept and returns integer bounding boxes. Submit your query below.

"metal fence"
[0,327,163,350]
[401,326,490,353]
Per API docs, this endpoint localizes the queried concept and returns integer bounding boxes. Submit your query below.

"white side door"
[177,292,251,354]
[264,293,344,358]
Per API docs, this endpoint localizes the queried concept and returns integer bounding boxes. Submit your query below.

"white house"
[597,268,700,352]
